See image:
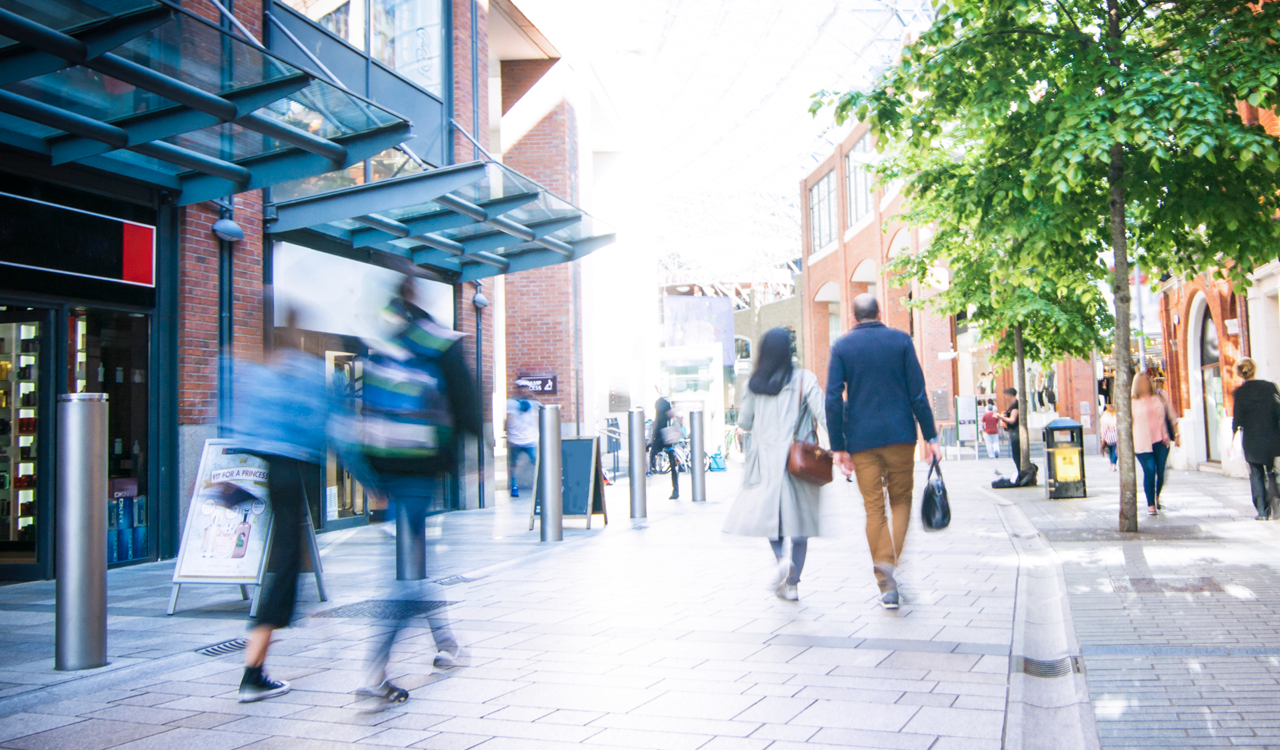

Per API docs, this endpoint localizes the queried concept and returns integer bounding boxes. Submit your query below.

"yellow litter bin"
[1043,417,1086,499]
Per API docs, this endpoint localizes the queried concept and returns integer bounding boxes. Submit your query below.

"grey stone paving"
[1012,454,1280,749]
[0,459,1020,749]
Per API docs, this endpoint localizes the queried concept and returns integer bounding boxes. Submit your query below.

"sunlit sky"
[513,0,933,282]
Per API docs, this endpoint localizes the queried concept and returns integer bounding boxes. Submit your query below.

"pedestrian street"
[0,460,1019,750]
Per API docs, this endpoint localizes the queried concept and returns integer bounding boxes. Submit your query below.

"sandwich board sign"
[168,439,326,615]
[529,436,608,530]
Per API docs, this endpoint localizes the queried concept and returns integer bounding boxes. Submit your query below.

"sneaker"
[510,487,519,498]
[434,645,461,669]
[353,680,409,712]
[773,558,792,598]
[1148,506,1158,516]
[669,492,679,500]
[781,584,799,601]
[238,668,291,703]
[881,589,900,609]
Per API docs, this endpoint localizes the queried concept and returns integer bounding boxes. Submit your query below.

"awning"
[265,161,616,282]
[0,0,410,205]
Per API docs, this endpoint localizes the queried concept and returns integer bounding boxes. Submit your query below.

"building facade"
[0,0,613,580]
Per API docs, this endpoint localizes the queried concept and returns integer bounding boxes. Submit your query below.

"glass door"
[324,350,367,525]
[1201,314,1222,462]
[69,309,151,565]
[0,311,42,564]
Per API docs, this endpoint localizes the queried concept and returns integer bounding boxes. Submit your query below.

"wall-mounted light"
[213,218,244,243]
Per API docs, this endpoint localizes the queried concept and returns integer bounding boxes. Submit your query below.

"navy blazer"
[824,321,938,453]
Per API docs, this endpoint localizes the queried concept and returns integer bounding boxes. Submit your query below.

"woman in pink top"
[1132,373,1173,515]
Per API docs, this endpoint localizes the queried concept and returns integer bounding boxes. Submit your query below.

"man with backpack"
[350,277,480,710]
[505,383,540,497]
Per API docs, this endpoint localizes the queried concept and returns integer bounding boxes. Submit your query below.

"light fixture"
[213,218,244,243]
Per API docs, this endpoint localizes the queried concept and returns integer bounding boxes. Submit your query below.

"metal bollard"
[56,393,108,671]
[395,499,426,581]
[690,409,706,503]
[628,407,647,519]
[539,405,563,542]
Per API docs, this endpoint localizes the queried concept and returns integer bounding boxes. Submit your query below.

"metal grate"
[1111,577,1223,594]
[433,575,474,586]
[197,638,247,657]
[312,600,455,620]
[1013,655,1083,678]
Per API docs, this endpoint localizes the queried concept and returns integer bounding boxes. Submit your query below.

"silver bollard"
[628,407,647,519]
[690,409,706,503]
[395,499,426,581]
[539,405,563,542]
[56,393,108,671]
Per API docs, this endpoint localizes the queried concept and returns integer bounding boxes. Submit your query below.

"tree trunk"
[1108,0,1138,533]
[1014,325,1031,471]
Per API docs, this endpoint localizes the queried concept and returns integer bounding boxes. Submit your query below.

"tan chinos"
[850,442,916,592]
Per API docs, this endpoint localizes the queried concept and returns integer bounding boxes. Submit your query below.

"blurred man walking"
[825,294,940,610]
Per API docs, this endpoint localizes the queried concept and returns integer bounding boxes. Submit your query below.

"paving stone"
[3,719,168,750]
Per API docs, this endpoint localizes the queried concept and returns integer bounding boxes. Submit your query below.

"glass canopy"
[267,161,616,281]
[0,0,410,205]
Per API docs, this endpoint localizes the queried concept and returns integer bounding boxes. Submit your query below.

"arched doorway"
[1200,311,1223,462]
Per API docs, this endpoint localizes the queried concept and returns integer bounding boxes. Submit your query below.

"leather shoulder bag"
[787,374,833,486]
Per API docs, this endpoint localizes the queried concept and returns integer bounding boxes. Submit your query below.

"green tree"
[815,0,1280,531]
[893,227,1113,471]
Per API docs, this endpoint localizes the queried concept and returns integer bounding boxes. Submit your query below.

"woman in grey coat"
[723,328,828,600]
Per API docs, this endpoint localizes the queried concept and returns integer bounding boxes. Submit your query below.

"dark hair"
[853,293,880,322]
[1003,387,1017,396]
[749,328,794,396]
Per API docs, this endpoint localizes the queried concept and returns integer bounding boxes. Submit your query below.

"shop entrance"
[325,350,368,526]
[1201,313,1223,462]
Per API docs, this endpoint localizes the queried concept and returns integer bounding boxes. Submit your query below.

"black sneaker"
[881,589,900,610]
[238,668,291,703]
[353,680,409,712]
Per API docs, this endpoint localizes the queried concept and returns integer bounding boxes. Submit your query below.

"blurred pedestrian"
[229,313,333,703]
[981,404,1001,459]
[999,388,1021,473]
[825,294,940,610]
[1231,358,1280,520]
[652,395,681,499]
[505,384,540,497]
[349,277,480,709]
[723,328,827,601]
[1132,373,1173,516]
[1099,404,1119,471]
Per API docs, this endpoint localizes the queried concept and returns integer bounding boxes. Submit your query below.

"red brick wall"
[501,100,582,424]
[1159,276,1245,417]
[501,59,558,115]
[452,0,489,161]
[178,203,218,425]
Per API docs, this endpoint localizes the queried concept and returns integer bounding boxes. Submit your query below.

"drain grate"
[433,575,474,586]
[1111,577,1223,594]
[197,638,247,657]
[1013,655,1083,678]
[312,600,455,620]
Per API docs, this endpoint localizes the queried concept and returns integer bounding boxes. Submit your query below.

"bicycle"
[651,438,710,474]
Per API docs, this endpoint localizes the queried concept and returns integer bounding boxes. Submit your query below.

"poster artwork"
[174,442,273,583]
[956,396,978,443]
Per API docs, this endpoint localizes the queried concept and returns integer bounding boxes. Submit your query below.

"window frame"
[846,134,874,226]
[808,170,836,254]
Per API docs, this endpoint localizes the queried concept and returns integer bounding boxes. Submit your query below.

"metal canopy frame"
[0,1,411,205]
[266,162,616,281]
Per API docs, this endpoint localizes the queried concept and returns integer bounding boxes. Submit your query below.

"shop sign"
[0,193,154,286]
[516,375,557,394]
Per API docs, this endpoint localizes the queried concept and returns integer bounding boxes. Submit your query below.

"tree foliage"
[813,0,1280,530]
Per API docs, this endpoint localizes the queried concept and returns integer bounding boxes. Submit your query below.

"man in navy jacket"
[825,294,940,609]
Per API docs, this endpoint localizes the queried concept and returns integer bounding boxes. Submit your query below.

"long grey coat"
[723,369,828,538]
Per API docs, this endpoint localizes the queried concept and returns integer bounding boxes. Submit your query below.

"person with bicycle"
[722,328,828,601]
[651,395,682,499]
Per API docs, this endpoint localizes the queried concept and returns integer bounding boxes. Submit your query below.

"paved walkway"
[0,458,1021,750]
[1009,455,1280,749]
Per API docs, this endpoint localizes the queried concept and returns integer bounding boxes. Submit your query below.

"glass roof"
[0,1,410,204]
[267,161,617,281]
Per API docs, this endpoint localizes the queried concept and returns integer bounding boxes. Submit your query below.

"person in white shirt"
[505,386,540,497]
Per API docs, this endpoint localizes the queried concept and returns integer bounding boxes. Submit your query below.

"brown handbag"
[787,375,833,486]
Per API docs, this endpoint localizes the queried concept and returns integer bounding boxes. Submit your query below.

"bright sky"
[513,0,933,282]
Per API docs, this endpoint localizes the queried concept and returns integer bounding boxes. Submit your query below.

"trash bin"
[1043,417,1086,499]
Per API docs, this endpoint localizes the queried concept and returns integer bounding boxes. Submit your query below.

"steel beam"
[460,233,616,282]
[0,89,126,149]
[131,141,250,184]
[0,5,173,86]
[353,213,410,238]
[350,191,540,249]
[457,215,582,255]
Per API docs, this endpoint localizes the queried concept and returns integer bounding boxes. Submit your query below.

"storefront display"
[0,316,39,562]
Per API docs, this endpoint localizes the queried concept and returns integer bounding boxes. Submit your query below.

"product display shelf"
[8,325,37,545]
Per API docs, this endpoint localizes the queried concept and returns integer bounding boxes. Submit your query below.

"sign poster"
[1054,449,1082,482]
[515,374,557,394]
[173,441,273,583]
[530,437,608,530]
[956,396,978,442]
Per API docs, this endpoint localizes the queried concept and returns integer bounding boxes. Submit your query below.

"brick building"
[0,0,613,580]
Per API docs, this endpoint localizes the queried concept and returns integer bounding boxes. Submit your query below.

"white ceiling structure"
[509,0,934,284]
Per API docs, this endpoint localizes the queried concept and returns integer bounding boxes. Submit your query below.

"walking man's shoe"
[354,680,409,712]
[238,667,291,703]
[881,589,900,609]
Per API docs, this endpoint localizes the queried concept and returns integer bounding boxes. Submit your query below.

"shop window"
[846,135,874,225]
[734,337,751,362]
[809,170,836,253]
[0,316,39,562]
[281,0,367,50]
[371,0,445,97]
[1201,312,1223,462]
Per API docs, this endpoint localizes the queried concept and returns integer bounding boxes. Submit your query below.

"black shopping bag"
[921,459,951,531]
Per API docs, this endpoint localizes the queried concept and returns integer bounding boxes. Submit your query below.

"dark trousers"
[1249,461,1278,518]
[651,445,679,496]
[508,444,536,492]
[253,455,308,630]
[1008,432,1021,473]
[1136,442,1170,507]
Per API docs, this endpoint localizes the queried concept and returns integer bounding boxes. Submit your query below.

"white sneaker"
[434,646,461,669]
[773,558,792,598]
[780,584,798,601]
